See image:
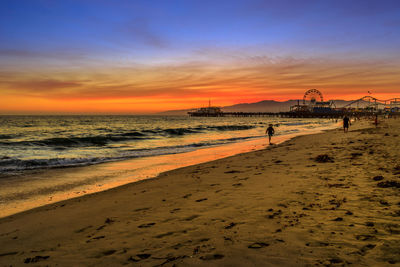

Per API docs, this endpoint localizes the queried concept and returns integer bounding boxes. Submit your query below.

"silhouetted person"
[266,124,275,144]
[343,116,350,133]
[374,114,378,127]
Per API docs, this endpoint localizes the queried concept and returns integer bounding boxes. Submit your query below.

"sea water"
[0,115,338,217]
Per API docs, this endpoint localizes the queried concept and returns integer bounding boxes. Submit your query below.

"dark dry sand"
[0,118,399,266]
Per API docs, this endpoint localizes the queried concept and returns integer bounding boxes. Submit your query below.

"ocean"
[0,115,338,217]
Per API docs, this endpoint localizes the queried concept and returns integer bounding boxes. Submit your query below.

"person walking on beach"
[266,124,275,144]
[343,116,350,133]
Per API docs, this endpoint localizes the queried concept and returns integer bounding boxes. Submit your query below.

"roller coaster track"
[342,96,400,108]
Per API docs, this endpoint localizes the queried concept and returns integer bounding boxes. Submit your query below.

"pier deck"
[188,111,396,118]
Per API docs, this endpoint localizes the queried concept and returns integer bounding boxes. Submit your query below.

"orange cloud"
[1,56,400,114]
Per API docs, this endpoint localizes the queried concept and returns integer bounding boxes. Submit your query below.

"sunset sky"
[1,0,400,114]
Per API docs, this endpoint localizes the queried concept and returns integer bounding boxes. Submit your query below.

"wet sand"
[0,124,338,219]
[0,118,399,266]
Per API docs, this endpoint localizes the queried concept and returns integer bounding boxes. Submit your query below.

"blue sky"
[2,0,400,63]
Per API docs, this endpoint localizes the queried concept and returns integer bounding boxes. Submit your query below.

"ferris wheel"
[303,89,323,105]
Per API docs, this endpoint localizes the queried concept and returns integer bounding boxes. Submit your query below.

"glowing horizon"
[1,0,400,114]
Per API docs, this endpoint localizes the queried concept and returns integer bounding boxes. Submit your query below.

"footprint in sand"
[224,222,236,229]
[95,250,116,258]
[24,256,50,263]
[320,258,344,266]
[182,215,200,221]
[355,234,376,241]
[154,232,174,238]
[224,170,241,174]
[0,252,18,257]
[128,253,151,262]
[170,208,180,213]
[133,207,151,212]
[138,223,156,228]
[200,254,224,260]
[74,225,93,233]
[248,242,269,249]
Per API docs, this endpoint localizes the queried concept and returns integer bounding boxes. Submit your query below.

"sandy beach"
[0,118,399,266]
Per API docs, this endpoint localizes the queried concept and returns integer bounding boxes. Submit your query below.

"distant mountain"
[221,100,299,113]
[158,99,370,115]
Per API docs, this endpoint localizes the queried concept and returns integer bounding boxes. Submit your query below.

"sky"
[1,0,400,114]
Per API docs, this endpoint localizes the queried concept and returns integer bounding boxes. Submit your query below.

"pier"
[188,111,393,118]
[188,90,400,118]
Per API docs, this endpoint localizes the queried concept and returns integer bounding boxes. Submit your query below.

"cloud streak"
[2,55,399,106]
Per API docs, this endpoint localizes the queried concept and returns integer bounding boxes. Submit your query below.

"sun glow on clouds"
[1,54,400,114]
[1,0,400,114]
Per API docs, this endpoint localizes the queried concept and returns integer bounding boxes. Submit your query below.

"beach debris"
[248,242,269,249]
[195,198,208,202]
[345,211,353,215]
[366,222,375,227]
[377,181,400,188]
[315,154,334,163]
[373,175,384,181]
[24,255,50,263]
[200,254,224,260]
[332,217,343,221]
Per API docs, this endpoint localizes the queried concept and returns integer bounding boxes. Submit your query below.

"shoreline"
[0,122,339,219]
[1,118,399,266]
